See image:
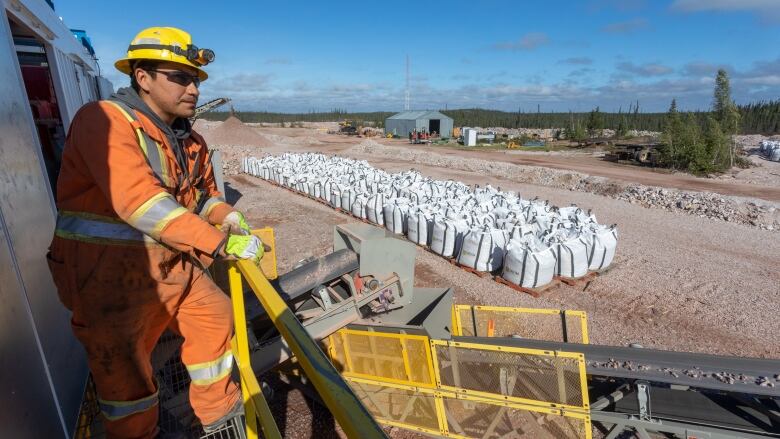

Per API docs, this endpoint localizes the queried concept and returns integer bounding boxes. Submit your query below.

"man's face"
[135,61,200,121]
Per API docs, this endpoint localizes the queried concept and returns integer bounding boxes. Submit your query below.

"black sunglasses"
[148,69,201,87]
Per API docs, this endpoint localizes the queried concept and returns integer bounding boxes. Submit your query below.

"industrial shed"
[385,110,453,138]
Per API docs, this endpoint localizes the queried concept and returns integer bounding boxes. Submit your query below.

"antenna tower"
[404,55,410,111]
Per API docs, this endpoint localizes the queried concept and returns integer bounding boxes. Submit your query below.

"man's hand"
[222,211,252,236]
[223,234,264,265]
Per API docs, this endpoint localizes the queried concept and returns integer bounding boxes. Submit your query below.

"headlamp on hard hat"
[126,43,215,66]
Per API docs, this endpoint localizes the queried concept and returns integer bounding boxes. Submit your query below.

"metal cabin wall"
[440,117,453,138]
[385,118,417,137]
[0,7,87,439]
[49,47,86,127]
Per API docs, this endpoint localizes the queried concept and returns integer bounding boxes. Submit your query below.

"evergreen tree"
[712,69,741,166]
[586,106,604,136]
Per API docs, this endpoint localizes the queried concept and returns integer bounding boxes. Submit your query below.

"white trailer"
[1,0,112,436]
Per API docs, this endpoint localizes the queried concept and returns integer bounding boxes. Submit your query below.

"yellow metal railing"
[228,258,387,439]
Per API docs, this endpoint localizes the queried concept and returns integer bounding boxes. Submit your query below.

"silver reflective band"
[128,193,187,239]
[186,351,234,385]
[98,393,158,421]
[57,214,147,242]
[199,196,225,217]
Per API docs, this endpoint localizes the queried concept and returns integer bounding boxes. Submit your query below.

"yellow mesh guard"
[349,381,441,435]
[441,396,591,439]
[252,228,278,280]
[327,328,591,438]
[431,340,589,410]
[452,305,589,344]
[328,329,435,388]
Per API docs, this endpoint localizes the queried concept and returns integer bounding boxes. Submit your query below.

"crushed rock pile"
[349,141,779,230]
[197,116,272,175]
[201,116,272,148]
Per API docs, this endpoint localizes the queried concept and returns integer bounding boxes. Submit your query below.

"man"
[46,27,260,438]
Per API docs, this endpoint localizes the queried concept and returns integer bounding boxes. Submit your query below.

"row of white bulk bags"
[456,226,509,272]
[242,153,618,282]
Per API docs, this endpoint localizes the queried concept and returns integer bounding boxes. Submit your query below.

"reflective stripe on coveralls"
[199,196,228,219]
[126,192,188,240]
[104,100,175,188]
[98,391,159,421]
[186,350,234,385]
[55,211,160,246]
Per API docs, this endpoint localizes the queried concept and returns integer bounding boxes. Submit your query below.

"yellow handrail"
[229,264,282,439]
[229,259,387,439]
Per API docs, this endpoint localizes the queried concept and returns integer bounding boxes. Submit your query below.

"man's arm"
[71,102,226,257]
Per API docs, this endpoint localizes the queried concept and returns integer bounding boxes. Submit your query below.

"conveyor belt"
[458,337,780,397]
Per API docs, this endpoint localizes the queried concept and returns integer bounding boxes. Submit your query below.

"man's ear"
[135,68,152,94]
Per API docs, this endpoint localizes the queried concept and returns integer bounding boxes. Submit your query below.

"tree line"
[201,95,779,137]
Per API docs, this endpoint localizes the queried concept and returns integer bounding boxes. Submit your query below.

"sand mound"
[200,116,272,148]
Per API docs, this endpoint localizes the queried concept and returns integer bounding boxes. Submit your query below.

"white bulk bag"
[330,184,343,209]
[341,188,357,212]
[351,195,368,219]
[553,235,590,278]
[431,218,469,258]
[770,147,780,162]
[366,193,385,225]
[502,239,556,288]
[587,225,618,271]
[407,208,432,246]
[457,226,509,272]
[321,179,333,203]
[384,200,410,235]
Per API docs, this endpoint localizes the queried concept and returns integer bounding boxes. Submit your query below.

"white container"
[463,128,477,147]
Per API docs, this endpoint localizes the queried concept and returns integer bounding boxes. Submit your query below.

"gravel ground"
[207,121,780,438]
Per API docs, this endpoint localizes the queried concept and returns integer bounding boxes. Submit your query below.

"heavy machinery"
[338,120,359,135]
[190,97,231,122]
[604,142,663,166]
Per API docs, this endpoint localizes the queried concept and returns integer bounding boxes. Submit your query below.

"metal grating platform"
[73,331,245,439]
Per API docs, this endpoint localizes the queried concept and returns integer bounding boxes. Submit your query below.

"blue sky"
[57,0,780,112]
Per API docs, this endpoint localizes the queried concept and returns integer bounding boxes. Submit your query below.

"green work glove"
[223,211,252,236]
[225,234,264,264]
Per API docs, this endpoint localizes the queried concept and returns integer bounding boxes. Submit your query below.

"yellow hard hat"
[115,27,214,81]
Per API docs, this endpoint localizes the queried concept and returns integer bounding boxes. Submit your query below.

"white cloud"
[616,61,674,76]
[601,18,650,33]
[560,57,594,65]
[493,33,550,51]
[671,0,780,23]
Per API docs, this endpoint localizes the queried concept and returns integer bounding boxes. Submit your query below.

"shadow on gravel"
[224,181,243,205]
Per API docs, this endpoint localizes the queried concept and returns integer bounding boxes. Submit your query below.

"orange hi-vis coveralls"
[47,97,240,438]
